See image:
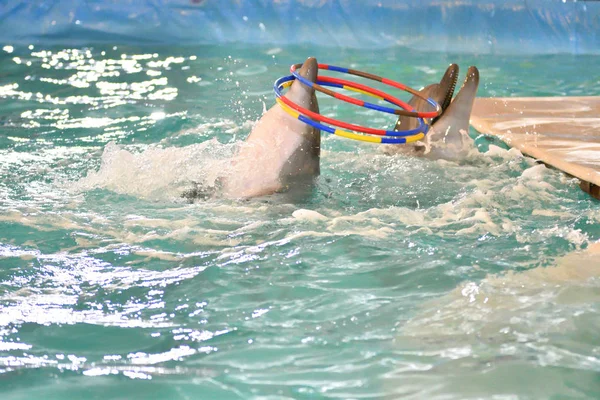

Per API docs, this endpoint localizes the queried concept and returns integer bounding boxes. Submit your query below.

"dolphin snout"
[462,66,480,92]
[431,63,460,123]
[450,66,479,107]
[298,57,319,83]
[438,63,459,111]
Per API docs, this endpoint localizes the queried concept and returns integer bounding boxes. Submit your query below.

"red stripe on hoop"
[333,92,364,106]
[381,77,407,91]
[320,76,413,111]
[278,94,392,136]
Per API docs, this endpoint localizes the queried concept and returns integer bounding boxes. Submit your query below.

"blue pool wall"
[1,0,599,54]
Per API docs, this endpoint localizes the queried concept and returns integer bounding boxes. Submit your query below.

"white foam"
[292,209,328,222]
[73,140,236,201]
[521,163,548,179]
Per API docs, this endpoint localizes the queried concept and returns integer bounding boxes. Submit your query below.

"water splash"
[73,140,237,201]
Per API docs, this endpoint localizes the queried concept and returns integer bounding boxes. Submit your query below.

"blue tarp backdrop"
[0,0,599,54]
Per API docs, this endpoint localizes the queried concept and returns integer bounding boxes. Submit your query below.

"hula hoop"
[290,63,441,119]
[274,77,425,144]
[274,75,427,137]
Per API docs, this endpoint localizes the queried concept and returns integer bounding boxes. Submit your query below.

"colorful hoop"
[274,75,427,137]
[274,77,426,144]
[290,63,441,119]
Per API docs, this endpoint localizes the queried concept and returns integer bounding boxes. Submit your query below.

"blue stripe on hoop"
[382,136,407,144]
[275,75,429,137]
[364,102,396,114]
[298,114,335,134]
[320,80,343,89]
[325,65,349,73]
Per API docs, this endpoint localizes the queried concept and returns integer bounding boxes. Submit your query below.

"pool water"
[1,43,600,399]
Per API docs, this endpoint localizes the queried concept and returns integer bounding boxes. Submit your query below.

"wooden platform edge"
[579,181,600,200]
[470,118,600,201]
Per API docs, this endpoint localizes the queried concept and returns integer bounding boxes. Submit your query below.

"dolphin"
[385,64,480,161]
[221,57,321,199]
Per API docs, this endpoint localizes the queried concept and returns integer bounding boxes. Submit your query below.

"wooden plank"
[471,96,600,199]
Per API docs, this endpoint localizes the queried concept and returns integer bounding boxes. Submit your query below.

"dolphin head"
[389,65,479,160]
[426,66,479,158]
[394,64,459,131]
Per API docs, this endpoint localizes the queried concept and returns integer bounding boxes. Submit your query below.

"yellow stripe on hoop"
[343,85,384,100]
[405,133,425,143]
[276,97,300,119]
[275,97,427,144]
[334,129,383,143]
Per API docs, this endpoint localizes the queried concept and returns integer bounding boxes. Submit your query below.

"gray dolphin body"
[385,65,480,160]
[221,57,321,199]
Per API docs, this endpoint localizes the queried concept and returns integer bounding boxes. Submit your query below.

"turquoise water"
[1,43,600,399]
